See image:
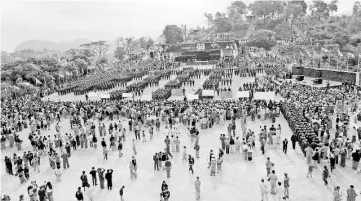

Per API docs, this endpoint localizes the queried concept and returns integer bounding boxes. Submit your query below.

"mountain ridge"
[15,38,92,52]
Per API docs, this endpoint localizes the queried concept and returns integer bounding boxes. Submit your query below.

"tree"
[114,37,140,60]
[162,25,184,44]
[138,37,147,50]
[248,1,274,21]
[204,13,214,27]
[215,12,223,21]
[310,0,329,20]
[227,1,247,20]
[284,4,305,26]
[1,51,14,65]
[353,1,361,14]
[328,0,338,16]
[80,41,109,59]
[214,19,233,33]
[145,38,155,50]
[333,32,350,49]
[290,0,307,13]
[96,57,108,68]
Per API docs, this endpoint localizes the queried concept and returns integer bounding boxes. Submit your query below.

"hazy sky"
[0,0,356,52]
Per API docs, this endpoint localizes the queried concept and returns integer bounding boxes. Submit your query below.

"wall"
[292,66,357,83]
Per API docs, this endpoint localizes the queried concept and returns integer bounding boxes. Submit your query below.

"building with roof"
[156,40,238,62]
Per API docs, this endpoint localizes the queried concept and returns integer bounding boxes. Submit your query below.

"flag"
[321,47,329,53]
[347,52,355,58]
[35,78,42,85]
[337,49,343,57]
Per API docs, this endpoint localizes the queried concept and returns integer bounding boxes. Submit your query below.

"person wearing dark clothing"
[162,189,170,201]
[282,139,288,154]
[291,134,297,150]
[75,187,84,201]
[101,139,106,148]
[38,185,47,201]
[119,186,125,201]
[89,167,97,186]
[105,169,113,190]
[80,171,89,191]
[188,155,195,174]
[161,181,168,191]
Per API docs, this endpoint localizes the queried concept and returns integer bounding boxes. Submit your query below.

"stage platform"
[289,77,342,88]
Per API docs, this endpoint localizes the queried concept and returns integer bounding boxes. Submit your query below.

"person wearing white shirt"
[260,178,268,201]
[275,181,284,201]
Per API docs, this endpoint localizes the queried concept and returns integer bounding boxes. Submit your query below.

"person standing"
[119,186,125,201]
[153,152,159,171]
[351,149,360,170]
[266,157,272,176]
[165,159,172,178]
[283,173,289,199]
[282,139,288,154]
[195,177,201,200]
[105,169,114,190]
[54,166,62,182]
[46,182,54,201]
[322,166,329,185]
[290,133,297,150]
[89,167,97,186]
[347,185,357,201]
[97,168,105,189]
[61,151,70,169]
[132,139,137,155]
[275,182,283,201]
[306,163,315,178]
[129,162,137,179]
[260,178,268,201]
[268,170,278,194]
[333,186,342,201]
[118,140,123,158]
[194,142,200,158]
[188,155,194,174]
[75,187,84,201]
[175,136,180,153]
[80,171,89,191]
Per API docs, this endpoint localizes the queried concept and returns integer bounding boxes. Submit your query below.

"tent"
[254,92,275,100]
[202,90,215,97]
[237,91,250,98]
[187,94,199,100]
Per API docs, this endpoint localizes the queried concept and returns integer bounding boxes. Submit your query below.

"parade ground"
[2,73,360,201]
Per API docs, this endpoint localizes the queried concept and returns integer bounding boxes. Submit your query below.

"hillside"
[15,38,92,52]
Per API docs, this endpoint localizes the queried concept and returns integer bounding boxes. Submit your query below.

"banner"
[100,94,110,99]
[237,91,249,98]
[122,93,132,98]
[88,92,97,97]
[202,90,214,97]
[254,92,275,100]
[220,91,232,99]
[171,89,183,96]
[187,94,199,100]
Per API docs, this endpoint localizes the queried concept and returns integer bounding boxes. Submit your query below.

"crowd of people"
[1,52,361,201]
